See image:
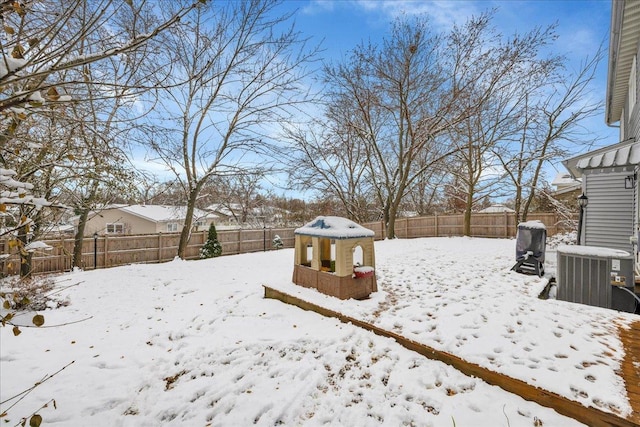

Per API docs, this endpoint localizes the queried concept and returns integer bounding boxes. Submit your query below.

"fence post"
[93,233,98,269]
[59,237,64,273]
[504,212,508,237]
[158,233,163,262]
[435,214,439,237]
[237,228,242,254]
[103,235,108,268]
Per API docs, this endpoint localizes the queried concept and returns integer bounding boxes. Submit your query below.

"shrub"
[200,223,223,258]
[272,234,283,250]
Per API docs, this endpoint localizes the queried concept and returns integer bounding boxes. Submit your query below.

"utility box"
[556,245,636,313]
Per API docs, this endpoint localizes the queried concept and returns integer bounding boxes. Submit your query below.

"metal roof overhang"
[562,138,639,178]
[606,0,640,125]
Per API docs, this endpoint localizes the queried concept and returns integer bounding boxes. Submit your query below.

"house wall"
[84,209,155,236]
[583,169,635,253]
[81,210,214,236]
[155,220,182,234]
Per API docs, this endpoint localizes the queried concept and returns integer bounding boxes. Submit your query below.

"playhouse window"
[353,244,364,266]
[303,243,312,266]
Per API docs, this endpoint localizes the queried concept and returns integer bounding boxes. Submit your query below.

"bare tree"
[0,0,197,115]
[0,0,199,275]
[400,144,452,216]
[201,171,267,225]
[291,17,449,236]
[145,0,318,258]
[61,5,168,268]
[285,110,376,223]
[445,15,561,235]
[495,46,605,224]
[291,15,519,237]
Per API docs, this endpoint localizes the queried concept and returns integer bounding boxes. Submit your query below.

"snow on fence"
[0,212,573,277]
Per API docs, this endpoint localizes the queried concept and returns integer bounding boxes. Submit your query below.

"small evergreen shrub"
[200,223,222,258]
[272,235,283,250]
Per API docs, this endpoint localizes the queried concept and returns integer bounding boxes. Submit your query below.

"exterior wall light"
[577,193,589,208]
[577,193,588,245]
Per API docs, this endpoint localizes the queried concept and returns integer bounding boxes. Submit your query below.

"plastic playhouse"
[292,216,377,300]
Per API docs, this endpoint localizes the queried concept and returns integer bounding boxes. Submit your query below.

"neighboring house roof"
[562,139,640,178]
[606,0,640,124]
[206,203,288,221]
[44,224,75,235]
[478,204,515,213]
[551,172,581,188]
[206,203,241,218]
[97,204,218,223]
[551,172,582,195]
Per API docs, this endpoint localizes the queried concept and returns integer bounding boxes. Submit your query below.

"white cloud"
[301,0,336,15]
[353,0,483,29]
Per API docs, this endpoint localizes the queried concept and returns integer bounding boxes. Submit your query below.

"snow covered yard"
[0,237,636,426]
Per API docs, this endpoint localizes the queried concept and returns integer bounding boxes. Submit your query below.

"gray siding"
[629,87,640,141]
[584,170,635,252]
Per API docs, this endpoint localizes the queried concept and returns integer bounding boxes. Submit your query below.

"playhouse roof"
[294,216,375,239]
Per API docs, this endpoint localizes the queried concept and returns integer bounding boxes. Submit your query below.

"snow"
[0,56,26,78]
[295,216,375,239]
[24,241,53,252]
[557,245,632,258]
[1,237,637,426]
[518,220,546,230]
[551,172,580,187]
[572,141,640,172]
[478,204,515,213]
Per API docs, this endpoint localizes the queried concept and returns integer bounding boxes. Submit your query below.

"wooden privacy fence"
[372,212,574,240]
[0,227,297,277]
[0,212,573,277]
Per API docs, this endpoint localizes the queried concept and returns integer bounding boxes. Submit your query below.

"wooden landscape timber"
[264,286,640,427]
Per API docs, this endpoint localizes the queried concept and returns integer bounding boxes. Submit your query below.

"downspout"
[605,0,624,126]
[633,166,639,274]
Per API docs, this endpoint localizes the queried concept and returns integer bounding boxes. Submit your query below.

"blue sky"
[276,0,618,178]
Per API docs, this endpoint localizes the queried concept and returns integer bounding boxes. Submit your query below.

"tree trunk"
[73,209,90,268]
[177,190,198,259]
[17,224,32,278]
[386,211,396,239]
[513,184,523,235]
[463,190,473,236]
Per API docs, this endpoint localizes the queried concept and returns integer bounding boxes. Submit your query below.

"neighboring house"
[477,204,515,214]
[206,203,291,227]
[551,172,581,192]
[75,204,219,236]
[562,0,640,267]
[550,172,582,207]
[207,203,244,226]
[42,223,76,237]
